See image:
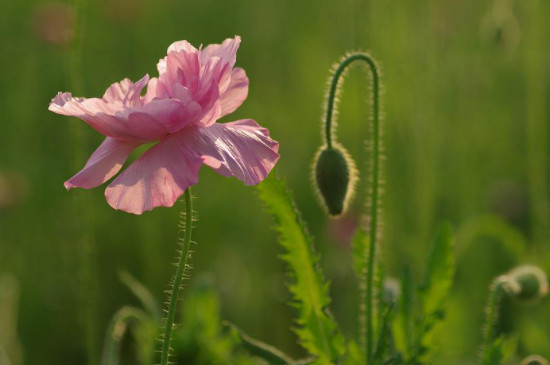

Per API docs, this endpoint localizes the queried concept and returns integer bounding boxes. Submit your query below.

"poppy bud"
[312,144,357,216]
[520,355,549,365]
[504,265,548,303]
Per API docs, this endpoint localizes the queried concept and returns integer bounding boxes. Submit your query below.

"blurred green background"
[1,0,549,363]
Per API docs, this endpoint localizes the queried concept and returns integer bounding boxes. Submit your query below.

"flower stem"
[324,53,381,365]
[160,188,194,365]
[480,276,507,362]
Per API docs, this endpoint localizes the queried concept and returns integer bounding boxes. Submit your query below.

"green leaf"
[414,222,456,363]
[176,278,261,365]
[374,303,395,362]
[392,268,414,358]
[119,270,162,322]
[481,336,504,365]
[256,174,346,364]
[101,306,154,365]
[225,321,316,365]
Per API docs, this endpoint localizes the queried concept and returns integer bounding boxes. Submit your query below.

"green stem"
[324,53,381,365]
[480,276,507,363]
[160,188,194,365]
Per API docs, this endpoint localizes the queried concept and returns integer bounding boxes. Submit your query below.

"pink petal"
[122,75,149,107]
[195,80,221,127]
[101,75,149,106]
[184,119,279,185]
[201,36,241,93]
[156,40,198,77]
[65,137,138,190]
[49,93,168,142]
[105,133,203,214]
[143,77,169,102]
[200,36,241,69]
[139,98,201,134]
[103,78,133,103]
[219,68,249,117]
[162,47,200,96]
[168,40,198,55]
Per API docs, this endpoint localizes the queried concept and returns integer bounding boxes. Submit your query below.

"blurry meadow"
[1,0,550,363]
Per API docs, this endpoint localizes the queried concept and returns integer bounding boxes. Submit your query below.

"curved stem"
[324,53,381,364]
[160,188,194,365]
[480,276,507,363]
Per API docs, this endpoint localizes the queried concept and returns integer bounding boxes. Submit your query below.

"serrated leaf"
[256,174,346,364]
[421,222,455,316]
[414,222,456,363]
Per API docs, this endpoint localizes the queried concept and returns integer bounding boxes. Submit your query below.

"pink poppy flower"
[49,36,279,214]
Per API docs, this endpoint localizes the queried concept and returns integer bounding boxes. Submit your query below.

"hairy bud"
[312,145,357,216]
[520,355,549,365]
[504,265,548,303]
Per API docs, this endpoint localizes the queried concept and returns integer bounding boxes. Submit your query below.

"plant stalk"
[324,53,381,365]
[160,188,194,365]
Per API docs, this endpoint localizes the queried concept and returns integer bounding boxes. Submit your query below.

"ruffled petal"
[195,80,221,127]
[200,36,241,70]
[219,68,248,117]
[102,78,133,103]
[139,98,201,134]
[65,137,138,190]
[161,47,201,97]
[105,133,203,214]
[201,36,241,94]
[49,93,168,142]
[168,40,198,55]
[183,119,279,185]
[102,75,149,107]
[143,77,169,102]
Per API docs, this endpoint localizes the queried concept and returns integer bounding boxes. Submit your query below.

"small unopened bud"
[504,265,548,303]
[520,355,549,365]
[312,144,357,216]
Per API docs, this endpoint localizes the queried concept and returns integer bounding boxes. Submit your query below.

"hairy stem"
[480,276,507,362]
[160,188,194,365]
[324,53,381,365]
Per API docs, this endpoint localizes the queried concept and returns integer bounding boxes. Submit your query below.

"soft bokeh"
[1,0,549,363]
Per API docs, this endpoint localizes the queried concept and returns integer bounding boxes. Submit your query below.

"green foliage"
[393,268,415,359]
[256,174,346,364]
[101,273,159,365]
[226,322,315,365]
[175,278,262,365]
[101,306,156,365]
[390,223,456,364]
[481,335,504,365]
[414,222,456,363]
[119,270,162,322]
